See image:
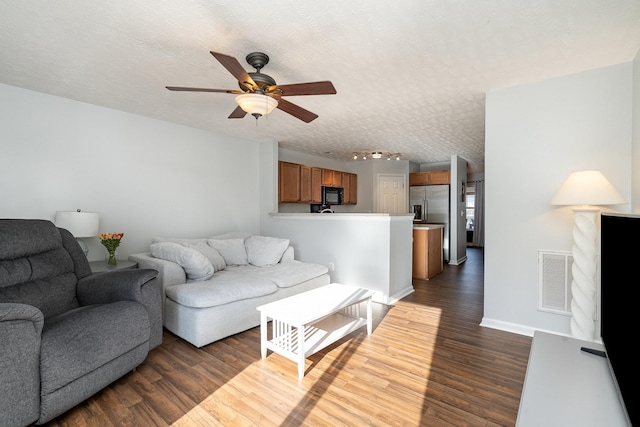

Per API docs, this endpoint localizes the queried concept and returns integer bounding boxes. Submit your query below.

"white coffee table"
[256,283,374,378]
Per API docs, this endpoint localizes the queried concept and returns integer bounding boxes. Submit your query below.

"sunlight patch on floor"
[170,304,442,426]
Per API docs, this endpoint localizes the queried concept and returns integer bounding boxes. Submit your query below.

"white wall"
[449,155,468,265]
[263,213,414,304]
[483,62,634,337]
[0,83,273,260]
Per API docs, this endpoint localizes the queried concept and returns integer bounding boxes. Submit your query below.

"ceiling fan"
[166,51,336,123]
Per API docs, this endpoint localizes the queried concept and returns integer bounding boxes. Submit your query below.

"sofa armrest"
[281,246,295,262]
[129,252,187,287]
[77,269,158,304]
[128,252,187,324]
[0,303,43,427]
[76,269,163,349]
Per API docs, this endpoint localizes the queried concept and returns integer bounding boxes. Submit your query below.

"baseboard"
[387,286,415,305]
[448,255,468,266]
[479,317,537,337]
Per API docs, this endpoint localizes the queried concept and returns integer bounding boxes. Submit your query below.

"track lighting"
[352,151,401,161]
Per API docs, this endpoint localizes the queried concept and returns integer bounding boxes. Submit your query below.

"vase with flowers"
[99,232,124,266]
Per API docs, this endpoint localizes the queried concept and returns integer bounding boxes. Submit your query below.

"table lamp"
[550,170,626,341]
[54,210,100,257]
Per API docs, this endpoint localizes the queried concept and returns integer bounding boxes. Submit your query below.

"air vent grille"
[538,251,573,315]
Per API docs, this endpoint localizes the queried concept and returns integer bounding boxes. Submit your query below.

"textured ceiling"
[1,1,640,173]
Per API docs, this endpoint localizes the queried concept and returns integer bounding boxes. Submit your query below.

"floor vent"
[538,251,572,315]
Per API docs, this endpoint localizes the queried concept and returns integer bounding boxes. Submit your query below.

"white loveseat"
[129,232,330,347]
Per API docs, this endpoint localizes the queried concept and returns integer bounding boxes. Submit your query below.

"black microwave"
[322,186,343,205]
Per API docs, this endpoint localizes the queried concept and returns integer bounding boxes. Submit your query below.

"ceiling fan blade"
[271,81,336,96]
[276,98,319,123]
[210,51,256,89]
[165,86,242,94]
[228,105,247,119]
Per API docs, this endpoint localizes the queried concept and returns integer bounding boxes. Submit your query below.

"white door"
[377,174,406,213]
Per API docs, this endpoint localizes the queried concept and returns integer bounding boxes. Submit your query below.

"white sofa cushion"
[165,270,277,308]
[150,242,214,281]
[208,238,248,266]
[210,231,252,241]
[245,235,290,267]
[151,236,209,245]
[183,241,227,271]
[226,260,329,288]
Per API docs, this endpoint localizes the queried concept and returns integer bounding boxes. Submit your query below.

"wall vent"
[538,251,573,315]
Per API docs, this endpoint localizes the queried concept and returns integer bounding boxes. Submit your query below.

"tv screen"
[600,212,638,426]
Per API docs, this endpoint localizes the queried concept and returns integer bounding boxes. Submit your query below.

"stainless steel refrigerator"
[410,185,450,262]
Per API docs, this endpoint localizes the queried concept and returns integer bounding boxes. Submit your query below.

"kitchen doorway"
[377,174,407,213]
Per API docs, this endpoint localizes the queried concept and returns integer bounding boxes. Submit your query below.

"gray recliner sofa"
[0,219,162,426]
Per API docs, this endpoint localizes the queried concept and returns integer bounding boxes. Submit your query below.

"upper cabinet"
[279,161,357,204]
[409,170,451,186]
[344,172,357,204]
[279,162,302,203]
[322,169,342,187]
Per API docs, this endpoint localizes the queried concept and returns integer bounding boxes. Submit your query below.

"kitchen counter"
[413,224,445,230]
[412,225,444,280]
[270,212,414,220]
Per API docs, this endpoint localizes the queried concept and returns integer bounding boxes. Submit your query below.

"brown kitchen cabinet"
[346,173,357,204]
[322,169,343,187]
[300,165,312,203]
[279,161,357,205]
[412,226,443,279]
[409,170,451,186]
[311,167,322,203]
[279,161,301,202]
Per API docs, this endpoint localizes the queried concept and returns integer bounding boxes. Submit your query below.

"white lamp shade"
[550,170,626,206]
[54,211,99,237]
[235,93,278,116]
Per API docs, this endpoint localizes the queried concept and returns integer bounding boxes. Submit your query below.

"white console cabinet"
[516,331,629,426]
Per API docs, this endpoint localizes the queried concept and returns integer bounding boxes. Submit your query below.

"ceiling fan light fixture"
[235,93,278,118]
[372,152,383,159]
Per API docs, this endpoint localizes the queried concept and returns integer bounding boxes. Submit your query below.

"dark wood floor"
[45,247,532,426]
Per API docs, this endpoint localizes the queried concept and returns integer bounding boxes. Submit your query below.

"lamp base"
[570,208,599,341]
[76,238,89,257]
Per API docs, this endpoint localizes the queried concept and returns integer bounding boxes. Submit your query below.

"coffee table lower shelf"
[257,284,373,378]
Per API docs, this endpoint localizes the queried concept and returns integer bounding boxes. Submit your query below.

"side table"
[89,259,138,273]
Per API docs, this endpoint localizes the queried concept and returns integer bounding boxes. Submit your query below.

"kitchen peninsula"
[263,213,414,304]
[412,224,444,280]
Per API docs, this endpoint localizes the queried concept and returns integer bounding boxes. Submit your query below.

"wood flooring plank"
[40,248,531,427]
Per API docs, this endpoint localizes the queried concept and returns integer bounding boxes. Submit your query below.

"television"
[600,212,638,426]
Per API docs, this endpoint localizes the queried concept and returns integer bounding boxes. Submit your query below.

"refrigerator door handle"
[424,199,428,223]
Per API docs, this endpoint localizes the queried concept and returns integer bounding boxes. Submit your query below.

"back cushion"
[0,219,80,319]
[208,238,248,266]
[150,242,215,281]
[245,236,290,267]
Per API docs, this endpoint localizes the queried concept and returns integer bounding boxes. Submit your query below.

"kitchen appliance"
[309,204,334,213]
[410,184,450,262]
[321,186,343,206]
